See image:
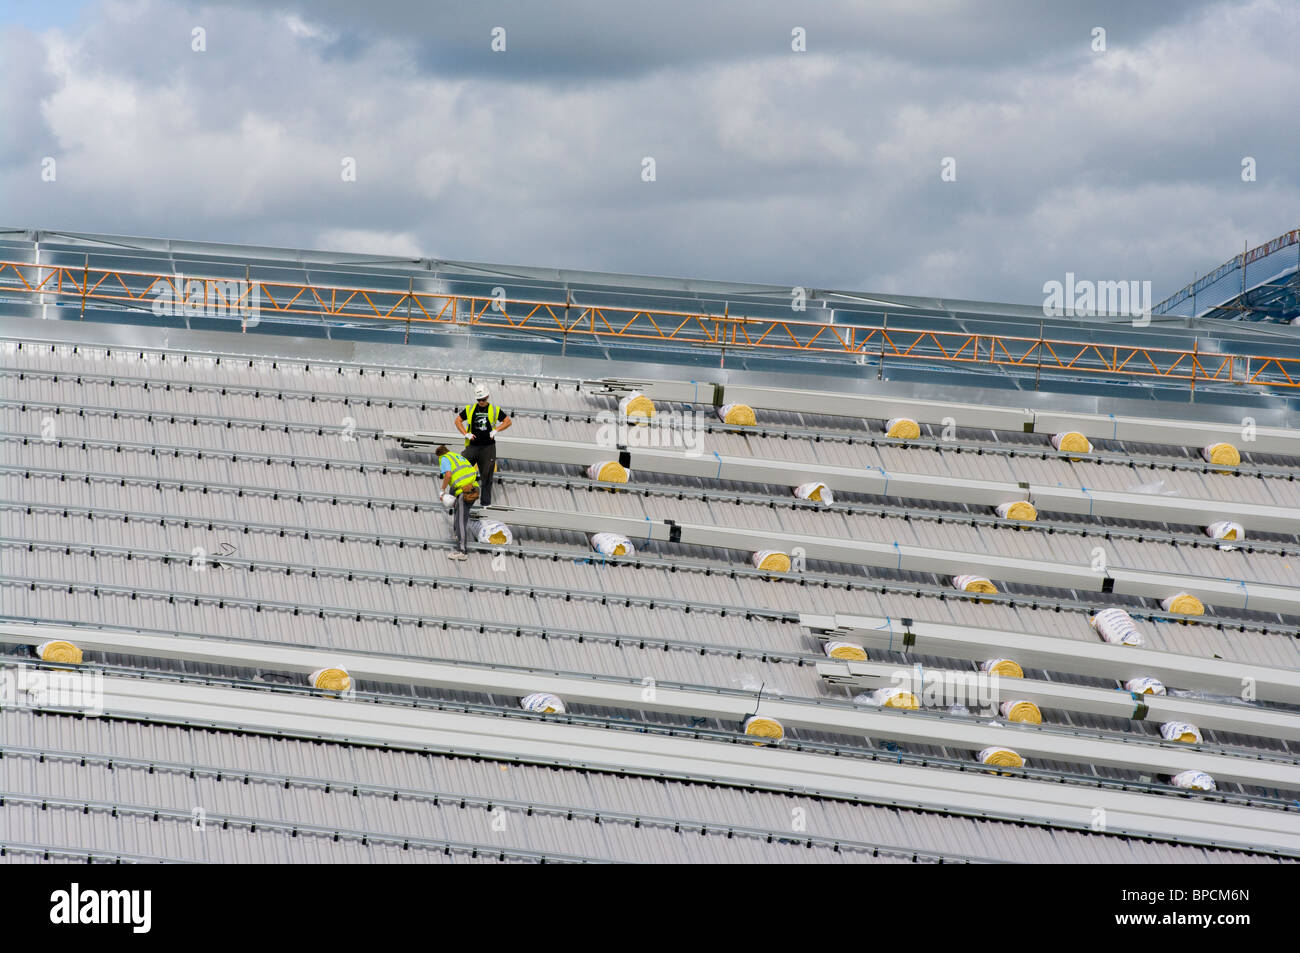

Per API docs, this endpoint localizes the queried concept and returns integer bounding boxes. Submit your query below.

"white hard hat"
[473,383,489,400]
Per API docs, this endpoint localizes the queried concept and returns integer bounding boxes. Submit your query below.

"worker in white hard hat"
[455,383,511,506]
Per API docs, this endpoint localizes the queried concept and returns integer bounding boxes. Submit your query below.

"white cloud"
[2,0,1296,305]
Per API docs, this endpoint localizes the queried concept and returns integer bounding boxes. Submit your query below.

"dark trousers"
[464,442,497,506]
[453,493,471,553]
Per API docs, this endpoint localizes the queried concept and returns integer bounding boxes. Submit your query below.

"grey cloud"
[1,0,1296,308]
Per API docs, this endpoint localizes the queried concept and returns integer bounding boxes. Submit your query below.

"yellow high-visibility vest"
[444,451,479,494]
[463,402,501,445]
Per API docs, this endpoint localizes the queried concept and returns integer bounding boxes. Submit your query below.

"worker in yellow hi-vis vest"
[455,383,512,506]
[436,444,480,560]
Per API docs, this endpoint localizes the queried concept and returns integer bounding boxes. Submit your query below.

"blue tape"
[713,450,722,480]
[867,465,890,498]
[1108,413,1117,440]
[892,540,902,571]
[876,616,894,652]
[644,515,653,546]
[1080,485,1093,516]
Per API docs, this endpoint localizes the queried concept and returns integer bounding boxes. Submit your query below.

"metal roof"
[2,231,1300,863]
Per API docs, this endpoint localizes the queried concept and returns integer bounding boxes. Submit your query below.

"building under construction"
[2,227,1299,863]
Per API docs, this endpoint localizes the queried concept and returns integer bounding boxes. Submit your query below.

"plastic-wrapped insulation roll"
[823,640,868,661]
[793,481,833,504]
[717,403,756,426]
[885,417,920,439]
[1050,431,1092,454]
[310,667,352,692]
[618,391,656,421]
[994,500,1038,521]
[752,550,791,572]
[591,533,634,557]
[520,692,566,714]
[743,715,784,744]
[980,658,1024,679]
[586,461,629,483]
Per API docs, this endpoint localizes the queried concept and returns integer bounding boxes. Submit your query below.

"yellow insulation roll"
[1205,520,1244,543]
[885,417,921,440]
[1160,722,1203,744]
[37,640,83,665]
[1161,593,1204,616]
[871,686,920,709]
[1171,769,1215,791]
[1090,608,1145,647]
[953,574,997,594]
[743,715,784,744]
[994,500,1038,521]
[1050,431,1092,454]
[793,481,833,504]
[1125,676,1165,695]
[310,667,352,692]
[470,519,513,545]
[1201,442,1240,467]
[824,640,868,661]
[618,391,656,422]
[591,532,634,557]
[1000,700,1042,724]
[718,402,756,426]
[752,550,791,573]
[520,692,566,714]
[980,658,1024,679]
[978,746,1025,769]
[586,460,629,483]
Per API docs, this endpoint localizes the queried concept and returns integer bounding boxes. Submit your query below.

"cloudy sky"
[3,0,1297,304]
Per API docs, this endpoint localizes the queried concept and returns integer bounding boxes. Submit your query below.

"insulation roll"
[1050,431,1093,454]
[717,402,756,426]
[1205,520,1244,543]
[1170,769,1216,792]
[618,391,656,422]
[1161,592,1204,616]
[37,640,83,665]
[1200,442,1241,467]
[885,417,921,440]
[1125,676,1166,696]
[978,746,1025,769]
[743,715,784,744]
[999,699,1042,724]
[793,481,833,504]
[586,460,629,483]
[1090,608,1144,647]
[1160,722,1203,744]
[871,686,920,709]
[824,640,868,661]
[310,667,352,692]
[981,658,1024,679]
[591,532,634,557]
[994,500,1038,521]
[520,692,566,715]
[469,519,513,545]
[953,574,997,594]
[752,550,791,572]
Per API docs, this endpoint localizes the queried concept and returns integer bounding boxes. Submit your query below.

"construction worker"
[436,445,480,560]
[455,383,511,506]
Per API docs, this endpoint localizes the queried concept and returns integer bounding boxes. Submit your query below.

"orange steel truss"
[4,259,1299,390]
